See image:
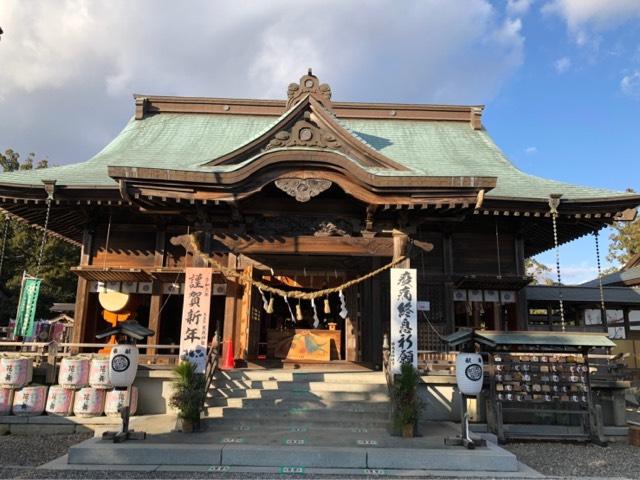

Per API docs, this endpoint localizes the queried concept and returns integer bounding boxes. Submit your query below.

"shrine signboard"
[179,267,212,373]
[390,268,417,374]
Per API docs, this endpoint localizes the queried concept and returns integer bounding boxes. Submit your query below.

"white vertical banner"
[390,268,417,374]
[179,267,212,373]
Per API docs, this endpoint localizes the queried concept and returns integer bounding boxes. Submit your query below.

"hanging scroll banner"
[390,268,417,374]
[179,267,212,373]
[14,276,42,338]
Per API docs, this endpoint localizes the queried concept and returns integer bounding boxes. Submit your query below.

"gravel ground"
[0,432,92,467]
[506,441,640,478]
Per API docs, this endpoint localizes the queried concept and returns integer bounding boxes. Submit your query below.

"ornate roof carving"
[265,113,341,151]
[274,178,332,202]
[286,69,332,109]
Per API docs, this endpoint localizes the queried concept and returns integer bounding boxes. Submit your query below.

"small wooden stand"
[102,387,146,443]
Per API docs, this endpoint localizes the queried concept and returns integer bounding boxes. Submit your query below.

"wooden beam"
[210,234,397,257]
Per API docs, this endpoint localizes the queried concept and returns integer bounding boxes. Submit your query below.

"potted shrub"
[392,363,424,438]
[169,361,206,433]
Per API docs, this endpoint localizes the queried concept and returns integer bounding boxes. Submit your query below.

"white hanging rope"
[34,198,52,278]
[549,195,565,332]
[594,230,607,332]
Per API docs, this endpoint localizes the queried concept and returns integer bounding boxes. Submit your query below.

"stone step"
[67,436,520,472]
[209,380,388,393]
[201,414,389,430]
[214,370,385,383]
[204,397,390,411]
[208,388,389,403]
[204,406,388,424]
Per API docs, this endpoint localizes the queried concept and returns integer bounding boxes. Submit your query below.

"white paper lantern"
[58,356,90,389]
[46,386,75,416]
[456,352,484,396]
[89,356,112,389]
[12,385,48,416]
[105,387,138,417]
[0,356,31,389]
[108,345,139,388]
[0,388,13,415]
[73,387,105,417]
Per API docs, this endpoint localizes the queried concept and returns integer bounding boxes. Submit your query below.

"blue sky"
[484,2,640,282]
[0,0,639,283]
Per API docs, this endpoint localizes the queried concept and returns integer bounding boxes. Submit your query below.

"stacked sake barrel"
[0,354,46,416]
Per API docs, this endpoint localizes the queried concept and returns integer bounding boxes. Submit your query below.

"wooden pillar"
[72,229,93,350]
[222,253,239,365]
[624,307,631,339]
[514,234,528,330]
[147,229,166,356]
[442,231,455,334]
[392,229,410,268]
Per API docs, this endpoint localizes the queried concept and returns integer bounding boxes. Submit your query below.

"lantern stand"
[96,320,154,443]
[445,342,486,450]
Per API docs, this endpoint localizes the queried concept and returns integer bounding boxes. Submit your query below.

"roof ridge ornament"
[286,68,332,109]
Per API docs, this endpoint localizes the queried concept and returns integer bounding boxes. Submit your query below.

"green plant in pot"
[392,362,424,438]
[169,361,206,433]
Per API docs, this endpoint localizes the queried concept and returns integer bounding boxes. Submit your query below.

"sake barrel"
[105,387,138,417]
[89,356,112,389]
[12,385,48,416]
[73,387,105,417]
[58,356,90,389]
[0,355,30,388]
[46,385,75,416]
[0,388,13,415]
[456,352,484,396]
[108,345,139,388]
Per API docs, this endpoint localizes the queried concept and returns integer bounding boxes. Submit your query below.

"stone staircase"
[203,369,390,433]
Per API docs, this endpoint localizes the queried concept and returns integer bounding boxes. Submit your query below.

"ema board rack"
[487,351,606,445]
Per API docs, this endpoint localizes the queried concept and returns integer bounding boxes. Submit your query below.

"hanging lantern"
[324,296,331,314]
[455,352,484,396]
[108,345,139,388]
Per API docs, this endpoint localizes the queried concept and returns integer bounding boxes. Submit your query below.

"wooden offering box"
[267,329,341,361]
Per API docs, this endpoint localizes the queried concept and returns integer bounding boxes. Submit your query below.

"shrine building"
[1,71,639,366]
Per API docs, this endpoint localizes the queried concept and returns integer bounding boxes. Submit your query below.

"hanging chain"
[0,215,9,279]
[551,211,566,331]
[495,219,502,278]
[34,198,52,278]
[594,230,607,332]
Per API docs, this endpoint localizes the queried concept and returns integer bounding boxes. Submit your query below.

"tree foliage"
[607,194,640,267]
[0,149,79,324]
[525,258,555,285]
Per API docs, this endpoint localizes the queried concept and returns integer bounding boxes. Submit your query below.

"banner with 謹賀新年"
[179,267,212,373]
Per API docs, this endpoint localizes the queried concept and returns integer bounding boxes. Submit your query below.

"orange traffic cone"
[221,339,235,370]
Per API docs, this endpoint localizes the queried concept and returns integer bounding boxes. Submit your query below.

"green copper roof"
[0,112,631,201]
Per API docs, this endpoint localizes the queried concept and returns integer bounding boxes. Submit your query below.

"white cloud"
[543,0,640,43]
[621,71,640,98]
[525,146,538,154]
[0,0,526,164]
[507,0,533,17]
[554,56,572,73]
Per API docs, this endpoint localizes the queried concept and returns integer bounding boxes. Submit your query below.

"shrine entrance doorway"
[233,254,388,367]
